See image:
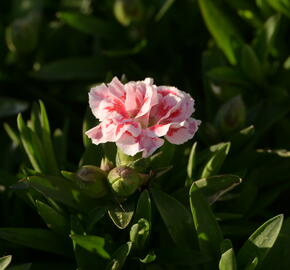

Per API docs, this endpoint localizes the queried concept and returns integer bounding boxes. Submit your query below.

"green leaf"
[194,174,242,204]
[106,242,132,270]
[219,239,237,270]
[260,218,290,270]
[267,0,290,18]
[187,142,197,181]
[206,66,248,86]
[244,257,258,270]
[149,140,175,169]
[241,44,264,85]
[155,0,175,21]
[150,187,196,249]
[82,108,96,148]
[17,114,42,172]
[139,251,156,264]
[201,142,231,178]
[3,122,20,145]
[70,216,102,270]
[79,144,103,167]
[254,14,281,62]
[108,200,135,229]
[189,183,223,269]
[31,58,106,81]
[133,189,151,225]
[27,175,94,211]
[103,40,147,57]
[57,12,115,38]
[35,200,68,235]
[39,100,59,174]
[85,207,107,232]
[0,228,71,256]
[0,256,12,270]
[198,0,242,64]
[230,125,255,151]
[7,264,31,270]
[70,234,110,259]
[237,214,284,269]
[130,218,150,250]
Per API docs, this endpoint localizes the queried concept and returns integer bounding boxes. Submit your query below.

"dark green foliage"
[1,0,290,269]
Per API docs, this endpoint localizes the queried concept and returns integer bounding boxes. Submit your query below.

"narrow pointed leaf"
[150,187,196,249]
[139,251,156,264]
[0,256,12,270]
[198,0,241,64]
[0,228,71,256]
[6,263,31,270]
[105,242,132,270]
[190,183,223,269]
[267,0,290,18]
[244,257,258,270]
[35,200,68,235]
[133,190,151,225]
[219,239,237,270]
[201,142,231,178]
[187,142,197,181]
[194,174,242,204]
[39,100,59,174]
[108,200,134,229]
[57,12,115,38]
[241,44,264,85]
[27,175,94,210]
[237,214,284,269]
[70,234,110,259]
[17,114,41,172]
[254,14,281,62]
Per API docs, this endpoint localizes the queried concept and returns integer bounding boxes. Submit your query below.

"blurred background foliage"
[1,0,290,269]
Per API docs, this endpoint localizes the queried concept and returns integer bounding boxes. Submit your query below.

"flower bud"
[5,11,41,54]
[130,218,150,250]
[107,166,141,197]
[74,165,108,198]
[216,95,246,134]
[113,0,143,26]
[100,157,114,172]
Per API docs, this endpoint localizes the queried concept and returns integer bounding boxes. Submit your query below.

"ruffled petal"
[148,123,171,137]
[116,131,142,156]
[115,120,142,140]
[116,130,164,158]
[89,79,127,121]
[165,118,201,145]
[85,120,118,145]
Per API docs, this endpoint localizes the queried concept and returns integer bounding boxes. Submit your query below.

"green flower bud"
[130,218,150,250]
[113,0,143,26]
[216,95,246,134]
[63,165,108,198]
[107,166,141,197]
[5,11,41,54]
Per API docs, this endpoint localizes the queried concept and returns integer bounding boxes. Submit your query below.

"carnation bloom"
[86,77,201,158]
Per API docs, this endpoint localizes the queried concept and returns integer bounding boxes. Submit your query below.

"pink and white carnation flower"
[86,77,201,158]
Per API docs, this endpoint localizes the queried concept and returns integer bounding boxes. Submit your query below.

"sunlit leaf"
[190,183,223,269]
[237,214,284,269]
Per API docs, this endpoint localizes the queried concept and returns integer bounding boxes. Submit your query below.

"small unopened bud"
[130,218,150,250]
[216,95,246,133]
[113,0,143,26]
[75,165,108,198]
[107,166,141,197]
[100,157,114,172]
